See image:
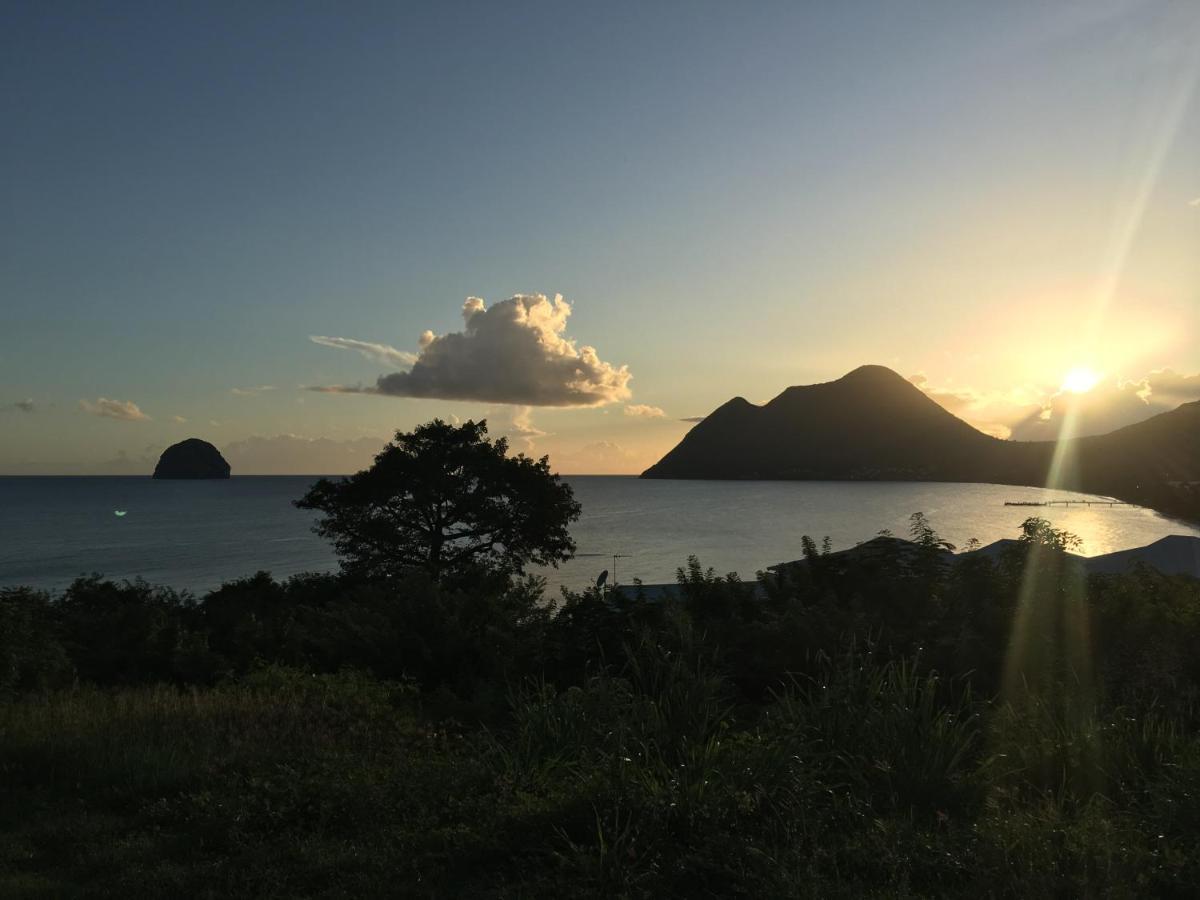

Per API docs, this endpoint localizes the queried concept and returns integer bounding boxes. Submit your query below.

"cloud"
[1144,368,1200,405]
[4,398,35,413]
[509,406,542,434]
[549,440,641,474]
[172,415,188,424]
[230,385,277,397]
[310,294,631,407]
[909,368,1200,442]
[1190,196,1200,207]
[504,406,549,451]
[221,433,389,474]
[1007,380,1155,441]
[80,397,150,421]
[679,416,706,424]
[905,373,980,418]
[89,448,158,475]
[309,336,417,368]
[624,404,665,418]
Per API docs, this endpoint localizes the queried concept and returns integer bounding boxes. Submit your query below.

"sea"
[1,476,1198,596]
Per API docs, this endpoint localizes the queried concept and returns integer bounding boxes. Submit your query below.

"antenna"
[578,552,631,593]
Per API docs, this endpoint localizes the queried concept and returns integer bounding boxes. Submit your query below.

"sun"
[1061,366,1102,394]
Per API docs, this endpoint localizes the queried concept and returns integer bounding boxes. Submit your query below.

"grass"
[5,524,1200,896]
[8,652,1196,897]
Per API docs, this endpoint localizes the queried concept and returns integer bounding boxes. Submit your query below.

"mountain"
[1082,535,1200,577]
[641,365,1200,521]
[153,439,231,479]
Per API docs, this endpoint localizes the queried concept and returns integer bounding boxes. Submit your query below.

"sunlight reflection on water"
[0,476,1196,595]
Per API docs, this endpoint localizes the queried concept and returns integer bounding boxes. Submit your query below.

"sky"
[2,1,1198,474]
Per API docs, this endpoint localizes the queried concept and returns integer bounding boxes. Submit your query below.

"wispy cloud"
[1189,196,1200,207]
[221,433,388,475]
[230,385,277,397]
[309,336,417,369]
[3,398,35,413]
[624,404,665,418]
[171,414,188,424]
[80,397,150,421]
[549,440,642,475]
[309,295,631,407]
[679,416,705,423]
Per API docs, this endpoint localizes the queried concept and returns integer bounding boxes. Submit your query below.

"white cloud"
[171,415,188,424]
[309,336,417,368]
[80,397,150,421]
[624,404,665,418]
[230,385,277,397]
[310,294,631,407]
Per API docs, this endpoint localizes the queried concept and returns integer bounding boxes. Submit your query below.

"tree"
[296,419,581,582]
[1016,516,1082,553]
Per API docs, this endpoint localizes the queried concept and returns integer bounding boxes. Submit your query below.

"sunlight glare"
[1061,367,1101,394]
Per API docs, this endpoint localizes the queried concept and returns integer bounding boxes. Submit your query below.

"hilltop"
[642,365,1200,521]
[152,439,231,479]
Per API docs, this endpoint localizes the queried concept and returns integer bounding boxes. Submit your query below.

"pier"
[1004,499,1130,508]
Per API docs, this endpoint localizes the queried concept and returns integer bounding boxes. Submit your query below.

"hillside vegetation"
[4,516,1200,897]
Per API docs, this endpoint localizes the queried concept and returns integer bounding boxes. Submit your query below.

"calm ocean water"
[1,476,1197,595]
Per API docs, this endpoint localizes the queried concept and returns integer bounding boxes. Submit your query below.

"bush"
[0,587,72,693]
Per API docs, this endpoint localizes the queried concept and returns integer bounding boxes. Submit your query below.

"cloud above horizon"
[310,294,631,407]
[230,385,277,397]
[221,433,389,475]
[4,399,35,413]
[909,368,1200,441]
[309,335,417,368]
[503,406,549,451]
[548,440,642,475]
[1145,368,1200,405]
[80,397,150,421]
[624,404,665,418]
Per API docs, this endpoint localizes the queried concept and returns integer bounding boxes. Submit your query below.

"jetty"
[1004,499,1130,508]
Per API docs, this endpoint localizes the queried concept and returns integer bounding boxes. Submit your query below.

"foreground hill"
[642,365,1200,521]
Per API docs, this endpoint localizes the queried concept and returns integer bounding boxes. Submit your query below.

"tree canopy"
[296,419,581,582]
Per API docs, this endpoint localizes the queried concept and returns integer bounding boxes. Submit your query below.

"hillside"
[642,365,1200,521]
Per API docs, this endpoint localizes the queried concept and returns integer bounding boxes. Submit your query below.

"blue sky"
[2,1,1198,473]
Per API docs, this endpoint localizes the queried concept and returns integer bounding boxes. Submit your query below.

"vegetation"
[4,512,1200,897]
[296,419,581,583]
